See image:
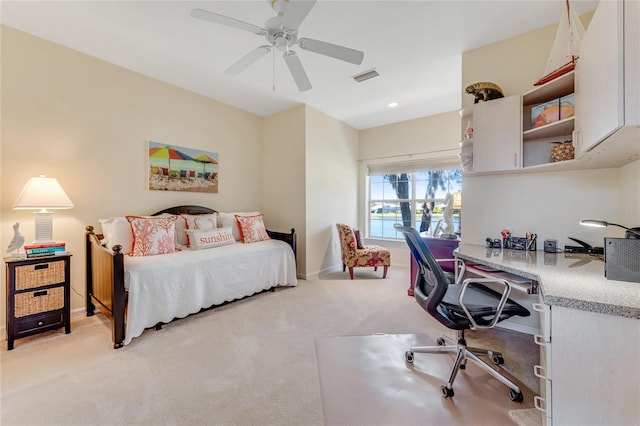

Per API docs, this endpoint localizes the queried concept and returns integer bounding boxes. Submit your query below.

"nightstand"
[5,254,71,350]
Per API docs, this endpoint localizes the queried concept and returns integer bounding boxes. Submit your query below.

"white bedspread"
[123,239,297,345]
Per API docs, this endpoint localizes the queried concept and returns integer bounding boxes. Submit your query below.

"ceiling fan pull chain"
[272,46,276,92]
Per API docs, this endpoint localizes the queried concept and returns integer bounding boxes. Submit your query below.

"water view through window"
[369,169,462,239]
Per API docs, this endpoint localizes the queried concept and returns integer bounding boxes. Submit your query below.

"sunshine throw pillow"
[126,215,178,256]
[186,227,235,249]
[235,214,270,243]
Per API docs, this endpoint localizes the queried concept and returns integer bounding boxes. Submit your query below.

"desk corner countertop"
[455,243,640,320]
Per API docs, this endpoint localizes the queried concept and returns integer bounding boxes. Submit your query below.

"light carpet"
[316,333,535,426]
[1,268,536,425]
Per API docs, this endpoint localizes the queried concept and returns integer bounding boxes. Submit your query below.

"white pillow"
[173,215,188,249]
[186,227,235,249]
[99,217,134,254]
[217,211,260,241]
[181,213,218,247]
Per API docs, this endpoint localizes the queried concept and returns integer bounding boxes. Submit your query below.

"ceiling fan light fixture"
[193,1,363,92]
[353,69,379,83]
[270,0,288,16]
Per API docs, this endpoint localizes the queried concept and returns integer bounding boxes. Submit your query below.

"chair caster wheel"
[492,354,504,365]
[509,388,524,402]
[460,363,466,370]
[436,337,446,346]
[405,351,414,363]
[441,386,454,398]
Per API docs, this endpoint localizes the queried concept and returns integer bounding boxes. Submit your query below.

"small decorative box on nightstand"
[5,254,72,350]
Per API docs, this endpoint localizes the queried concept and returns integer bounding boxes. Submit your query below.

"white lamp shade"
[12,175,74,210]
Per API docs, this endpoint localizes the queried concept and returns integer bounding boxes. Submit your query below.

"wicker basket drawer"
[15,260,65,291]
[14,287,64,317]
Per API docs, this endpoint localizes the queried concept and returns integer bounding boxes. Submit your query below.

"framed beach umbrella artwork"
[148,141,219,193]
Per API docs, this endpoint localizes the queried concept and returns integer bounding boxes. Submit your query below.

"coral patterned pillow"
[126,215,178,256]
[218,211,260,241]
[235,214,271,243]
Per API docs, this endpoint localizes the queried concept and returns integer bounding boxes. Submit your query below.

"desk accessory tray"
[504,236,537,251]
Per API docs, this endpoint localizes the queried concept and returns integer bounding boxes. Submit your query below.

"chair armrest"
[435,258,466,284]
[458,277,511,330]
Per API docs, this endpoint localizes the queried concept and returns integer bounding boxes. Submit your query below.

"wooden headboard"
[151,205,296,256]
[152,205,217,216]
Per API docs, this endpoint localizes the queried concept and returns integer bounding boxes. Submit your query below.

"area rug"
[315,333,534,426]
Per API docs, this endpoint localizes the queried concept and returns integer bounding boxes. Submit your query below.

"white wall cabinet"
[472,95,522,173]
[467,0,639,176]
[575,0,640,156]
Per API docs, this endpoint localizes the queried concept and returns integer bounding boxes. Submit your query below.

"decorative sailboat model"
[534,0,586,86]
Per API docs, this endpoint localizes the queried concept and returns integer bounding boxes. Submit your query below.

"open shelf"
[523,117,574,141]
[522,71,574,106]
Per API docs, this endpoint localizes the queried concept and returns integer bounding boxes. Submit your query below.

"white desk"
[455,244,640,426]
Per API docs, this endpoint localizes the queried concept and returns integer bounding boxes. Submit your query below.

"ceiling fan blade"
[278,0,317,30]
[191,8,266,36]
[283,51,312,92]
[298,38,364,65]
[225,45,272,76]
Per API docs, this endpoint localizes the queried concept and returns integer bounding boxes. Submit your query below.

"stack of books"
[24,242,67,258]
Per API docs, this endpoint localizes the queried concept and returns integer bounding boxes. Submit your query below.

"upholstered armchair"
[336,223,390,279]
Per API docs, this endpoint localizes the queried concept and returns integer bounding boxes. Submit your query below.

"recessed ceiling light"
[388,102,399,108]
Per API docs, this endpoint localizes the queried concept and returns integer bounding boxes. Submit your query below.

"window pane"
[369,175,385,200]
[370,201,406,238]
[368,168,462,240]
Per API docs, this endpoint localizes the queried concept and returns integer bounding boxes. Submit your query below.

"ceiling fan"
[191,0,364,92]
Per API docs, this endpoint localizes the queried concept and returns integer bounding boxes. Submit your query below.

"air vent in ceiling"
[352,68,379,83]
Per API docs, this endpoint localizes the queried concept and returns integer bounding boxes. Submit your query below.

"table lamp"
[12,175,74,243]
[579,219,640,239]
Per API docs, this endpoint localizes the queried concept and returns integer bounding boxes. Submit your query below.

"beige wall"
[358,111,461,161]
[263,104,359,279]
[1,26,264,324]
[461,12,593,112]
[305,105,359,278]
[262,105,307,276]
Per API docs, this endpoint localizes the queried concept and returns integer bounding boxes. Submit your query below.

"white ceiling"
[1,0,597,129]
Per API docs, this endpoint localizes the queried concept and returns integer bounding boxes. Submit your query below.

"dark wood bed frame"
[85,205,296,348]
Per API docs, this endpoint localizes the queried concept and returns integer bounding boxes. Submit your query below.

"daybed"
[85,205,297,348]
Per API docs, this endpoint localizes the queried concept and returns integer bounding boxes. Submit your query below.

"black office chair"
[395,225,530,401]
